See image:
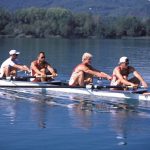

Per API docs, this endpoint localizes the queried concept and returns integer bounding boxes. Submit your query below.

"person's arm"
[133,70,148,88]
[22,65,30,72]
[13,64,30,72]
[83,65,112,80]
[115,68,136,86]
[47,64,57,77]
[30,62,45,76]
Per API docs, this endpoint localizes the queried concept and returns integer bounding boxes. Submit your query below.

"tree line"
[0,7,150,38]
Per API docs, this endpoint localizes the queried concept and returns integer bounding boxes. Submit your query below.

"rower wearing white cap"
[111,56,148,89]
[0,50,30,77]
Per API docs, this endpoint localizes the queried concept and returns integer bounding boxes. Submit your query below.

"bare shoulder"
[114,66,120,71]
[31,60,36,65]
[74,63,87,71]
[112,66,121,75]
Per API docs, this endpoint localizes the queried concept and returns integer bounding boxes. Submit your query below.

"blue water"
[0,38,150,150]
[1,95,150,150]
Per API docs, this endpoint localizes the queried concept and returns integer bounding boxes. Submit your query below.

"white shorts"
[69,72,78,86]
[110,79,118,86]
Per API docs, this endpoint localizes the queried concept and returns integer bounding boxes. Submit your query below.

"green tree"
[116,17,145,37]
[0,7,149,39]
[73,13,95,37]
[14,7,46,24]
[45,8,73,37]
[145,19,150,36]
[0,8,11,34]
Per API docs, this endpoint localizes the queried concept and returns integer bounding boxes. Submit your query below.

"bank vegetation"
[0,7,150,39]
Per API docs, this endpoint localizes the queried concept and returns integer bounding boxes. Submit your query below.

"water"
[0,38,150,150]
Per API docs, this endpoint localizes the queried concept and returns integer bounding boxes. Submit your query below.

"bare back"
[73,63,93,74]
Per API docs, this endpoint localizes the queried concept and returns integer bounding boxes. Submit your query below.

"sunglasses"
[12,54,18,56]
[125,62,129,65]
[41,56,45,59]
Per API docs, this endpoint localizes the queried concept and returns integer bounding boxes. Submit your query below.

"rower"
[0,49,30,78]
[69,52,112,86]
[110,56,148,90]
[30,51,57,82]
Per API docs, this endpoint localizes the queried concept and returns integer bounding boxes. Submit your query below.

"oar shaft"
[24,75,54,78]
[88,84,144,89]
[86,84,126,89]
[0,75,54,80]
[0,85,84,88]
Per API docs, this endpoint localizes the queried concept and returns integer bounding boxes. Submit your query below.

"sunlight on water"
[0,38,150,150]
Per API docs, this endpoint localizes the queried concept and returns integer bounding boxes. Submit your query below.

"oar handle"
[28,75,54,78]
[29,74,58,78]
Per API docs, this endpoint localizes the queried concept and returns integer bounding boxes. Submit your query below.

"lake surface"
[0,38,150,150]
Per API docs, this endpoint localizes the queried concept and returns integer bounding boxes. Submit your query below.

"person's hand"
[52,72,58,78]
[23,65,30,73]
[141,81,148,88]
[40,72,46,77]
[129,83,138,89]
[107,75,112,81]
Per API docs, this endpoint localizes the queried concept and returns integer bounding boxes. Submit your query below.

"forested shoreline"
[0,7,150,39]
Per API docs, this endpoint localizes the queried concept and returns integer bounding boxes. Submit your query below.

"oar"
[0,85,83,88]
[0,83,145,90]
[86,84,147,93]
[86,84,133,89]
[0,75,54,80]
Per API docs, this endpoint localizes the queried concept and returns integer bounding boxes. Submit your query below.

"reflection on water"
[0,100,17,124]
[0,38,150,149]
[1,89,150,149]
[0,90,53,127]
[69,104,93,130]
[111,111,130,146]
[110,105,150,146]
[30,102,47,128]
[1,89,150,128]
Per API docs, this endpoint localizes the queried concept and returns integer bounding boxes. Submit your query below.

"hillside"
[0,0,150,18]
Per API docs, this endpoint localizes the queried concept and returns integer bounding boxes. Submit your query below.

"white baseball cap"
[118,56,129,64]
[9,49,20,55]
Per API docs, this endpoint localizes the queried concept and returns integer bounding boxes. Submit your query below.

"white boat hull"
[0,80,150,101]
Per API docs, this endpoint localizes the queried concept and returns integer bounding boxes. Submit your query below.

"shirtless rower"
[30,51,57,82]
[69,52,112,86]
[110,56,148,89]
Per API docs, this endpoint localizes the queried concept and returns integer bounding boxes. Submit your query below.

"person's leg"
[10,66,17,76]
[129,77,140,85]
[40,68,47,82]
[3,66,11,77]
[77,71,84,86]
[110,79,124,90]
[69,71,84,86]
[32,68,47,82]
[45,70,55,81]
[84,74,93,85]
[3,66,17,77]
